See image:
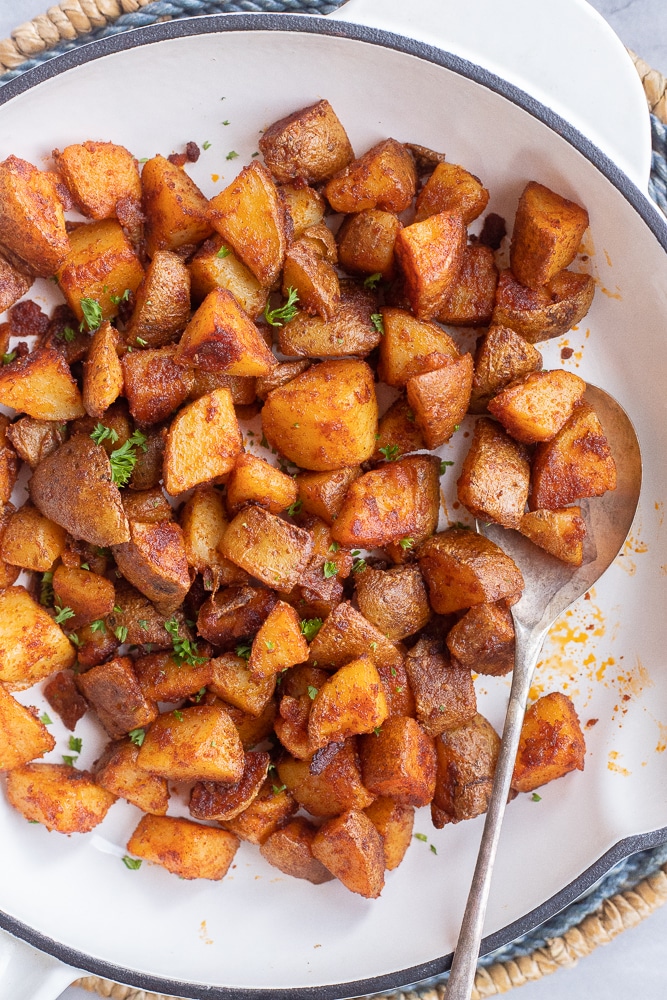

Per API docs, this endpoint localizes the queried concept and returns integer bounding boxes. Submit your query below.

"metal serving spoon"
[445,384,642,1000]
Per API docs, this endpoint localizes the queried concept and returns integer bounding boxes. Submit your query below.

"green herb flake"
[62,755,78,766]
[251,151,260,158]
[68,736,83,753]
[173,709,184,721]
[90,423,119,447]
[531,792,542,802]
[370,312,384,335]
[39,712,52,726]
[235,643,252,661]
[109,288,131,306]
[79,297,103,331]
[164,616,207,667]
[323,561,338,579]
[128,728,146,747]
[264,287,299,327]
[300,618,323,642]
[430,843,438,855]
[60,325,77,342]
[352,557,367,574]
[108,430,148,488]
[373,726,382,736]
[439,460,454,474]
[193,688,206,703]
[138,619,149,631]
[114,625,129,643]
[390,667,397,677]
[272,783,287,795]
[307,685,318,700]
[216,245,231,258]
[68,633,81,648]
[379,443,400,462]
[202,140,212,150]
[452,521,471,530]
[369,641,378,652]
[363,273,382,289]
[40,571,54,607]
[286,498,302,517]
[122,856,142,870]
[414,832,428,842]
[265,639,275,651]
[54,606,75,625]
[113,605,123,614]
[222,120,230,126]
[226,150,239,160]
[89,619,106,633]
[1,351,16,365]
[135,337,148,347]
[399,537,414,550]
[80,562,90,571]
[328,541,340,553]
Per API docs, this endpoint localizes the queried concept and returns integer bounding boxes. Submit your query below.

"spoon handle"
[445,620,548,1000]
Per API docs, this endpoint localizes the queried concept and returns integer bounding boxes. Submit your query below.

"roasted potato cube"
[519,507,586,565]
[529,401,617,510]
[225,453,297,516]
[432,713,500,826]
[163,387,243,495]
[221,778,297,844]
[510,181,590,289]
[280,183,327,237]
[176,287,276,376]
[0,347,84,421]
[220,506,313,591]
[128,424,166,491]
[336,209,401,279]
[0,155,69,276]
[0,685,55,770]
[188,236,268,317]
[457,417,530,529]
[278,282,379,359]
[0,253,33,312]
[54,141,141,220]
[208,652,276,717]
[180,486,250,589]
[307,600,405,675]
[260,816,335,883]
[377,307,459,388]
[277,739,374,817]
[82,320,123,419]
[296,465,361,526]
[446,601,515,676]
[127,814,239,880]
[435,244,498,327]
[470,325,543,413]
[187,369,257,407]
[256,360,313,401]
[208,161,287,287]
[0,504,18,589]
[77,656,158,738]
[222,697,277,751]
[134,651,213,702]
[308,656,388,749]
[142,154,213,257]
[94,738,169,815]
[260,99,354,184]
[189,750,271,821]
[56,219,144,325]
[112,520,191,617]
[312,809,385,898]
[52,564,115,630]
[0,503,66,572]
[0,586,76,687]
[492,268,595,343]
[6,763,116,833]
[488,369,587,443]
[418,529,524,614]
[43,669,88,730]
[105,581,189,650]
[136,704,244,783]
[122,487,173,525]
[248,600,309,679]
[512,691,586,792]
[372,396,426,462]
[394,211,466,319]
[281,239,340,321]
[124,250,191,348]
[404,637,477,736]
[324,138,416,214]
[415,162,489,225]
[300,221,338,264]
[364,797,415,870]
[197,586,277,648]
[355,564,431,641]
[6,416,67,470]
[406,354,474,449]
[359,716,436,806]
[122,345,193,425]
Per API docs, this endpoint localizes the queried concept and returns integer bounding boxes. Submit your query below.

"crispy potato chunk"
[225,453,297,516]
[406,354,474,449]
[122,345,193,425]
[94,738,169,815]
[312,809,385,898]
[470,325,543,413]
[336,209,401,279]
[6,763,116,833]
[492,268,595,343]
[112,520,191,616]
[529,401,617,510]
[457,417,530,529]
[248,601,309,679]
[0,347,84,421]
[77,656,158,738]
[280,184,326,238]
[142,155,213,257]
[372,396,426,461]
[277,738,374,817]
[221,778,297,844]
[519,507,586,565]
[188,369,257,407]
[54,141,141,220]
[0,686,55,770]
[0,253,33,312]
[105,581,189,650]
[122,487,173,525]
[510,181,590,289]
[512,692,585,792]
[0,503,66,572]
[197,586,277,648]
[324,138,416,214]
[52,564,115,629]
[208,652,276,717]
[163,387,243,495]
[0,156,69,276]
[0,586,75,687]
[262,358,377,471]
[43,669,88,730]
[307,600,405,676]
[394,211,466,319]
[359,716,436,806]
[136,704,245,782]
[365,798,415,870]
[134,651,212,702]
[405,637,477,736]
[446,602,515,676]
[176,287,276,376]
[355,564,431,641]
[281,239,340,320]
[415,162,489,225]
[278,282,379,359]
[378,307,459,387]
[188,236,268,317]
[308,656,388,749]
[296,465,361,526]
[82,320,123,419]
[189,750,271,821]
[220,505,313,591]
[488,369,587,443]
[260,99,354,184]
[180,486,249,590]
[127,814,239,880]
[6,416,66,470]
[418,528,524,614]
[124,250,191,348]
[432,713,500,826]
[260,816,335,884]
[0,504,18,589]
[435,244,498,327]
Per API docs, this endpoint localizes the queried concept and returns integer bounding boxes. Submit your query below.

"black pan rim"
[1,11,666,999]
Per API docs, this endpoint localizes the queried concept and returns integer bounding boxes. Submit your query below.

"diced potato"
[176,287,276,376]
[0,504,18,589]
[188,369,257,407]
[0,586,76,687]
[163,387,243,495]
[248,600,309,679]
[94,738,169,815]
[414,162,489,225]
[197,585,277,647]
[129,424,166,491]
[127,814,239,880]
[364,797,414,870]
[394,211,466,319]
[0,685,55,770]
[0,253,33,312]
[105,581,190,650]
[54,141,141,220]
[492,268,595,343]
[404,637,477,736]
[457,417,530,529]
[77,656,158,738]
[406,354,474,449]
[446,602,515,676]
[228,697,278,751]
[435,244,498,327]
[124,250,191,348]
[208,652,276,717]
[259,100,355,184]
[6,763,116,833]
[355,564,431,641]
[431,713,500,826]
[260,817,335,884]
[225,453,297,516]
[82,320,123,419]
[296,465,361,526]
[470,324,543,413]
[359,716,436,806]
[112,519,191,616]
[136,704,245,782]
[6,416,66,470]
[255,359,311,401]
[279,183,326,238]
[180,486,250,590]
[219,505,313,591]
[510,181,590,289]
[188,236,268,317]
[189,750,271,821]
[43,669,88,730]
[0,155,69,276]
[418,528,524,614]
[324,138,416,214]
[121,487,173,525]
[221,778,297,844]
[142,155,213,257]
[512,692,586,792]
[300,221,338,264]
[276,739,374,817]
[278,282,379,359]
[208,161,287,287]
[308,656,388,749]
[134,650,212,702]
[0,347,84,421]
[121,345,193,425]
[336,209,401,279]
[488,369,587,443]
[262,358,377,471]
[52,564,115,629]
[0,503,66,571]
[372,396,426,462]
[281,239,340,320]
[529,401,617,510]
[377,307,460,387]
[519,507,586,565]
[307,600,405,676]
[311,809,385,898]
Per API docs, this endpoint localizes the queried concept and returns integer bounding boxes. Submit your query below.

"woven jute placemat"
[1,4,667,998]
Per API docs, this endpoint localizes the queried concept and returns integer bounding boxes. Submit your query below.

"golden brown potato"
[260,816,335,884]
[377,307,459,387]
[277,739,374,817]
[197,586,277,648]
[142,154,213,257]
[260,100,355,184]
[105,581,190,650]
[511,692,586,792]
[306,600,405,675]
[0,253,33,312]
[0,504,18,589]
[136,704,245,783]
[128,424,166,491]
[77,656,158,738]
[221,778,297,845]
[470,324,543,413]
[415,162,489,225]
[124,250,191,348]
[134,650,212,703]
[279,184,326,237]
[435,244,498,327]
[300,221,338,264]
[248,600,309,679]
[510,181,590,289]
[0,685,55,770]
[492,268,595,343]
[404,637,477,736]
[281,239,340,320]
[6,763,116,833]
[0,155,69,276]
[336,209,401,279]
[519,507,586,565]
[176,287,276,376]
[208,652,276,717]
[127,814,239,880]
[311,809,385,898]
[406,354,474,449]
[0,503,66,572]
[112,520,191,616]
[446,602,515,676]
[432,713,500,826]
[0,347,85,421]
[261,359,378,471]
[255,359,311,401]
[277,282,379,359]
[121,487,173,525]
[6,416,66,470]
[43,669,88,730]
[163,387,243,495]
[180,486,250,590]
[296,465,361,526]
[190,750,271,822]
[187,369,257,407]
[189,236,269,319]
[365,797,415,870]
[372,396,426,462]
[457,417,530,529]
[219,505,313,591]
[324,138,416,214]
[121,345,193,425]
[94,738,169,815]
[359,716,436,806]
[54,141,141,220]
[0,586,76,687]
[418,528,524,614]
[82,320,123,419]
[394,211,466,319]
[225,453,297,516]
[308,656,388,749]
[355,564,431,641]
[52,564,115,629]
[488,369,587,443]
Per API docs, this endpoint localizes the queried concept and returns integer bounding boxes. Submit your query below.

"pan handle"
[0,930,78,1000]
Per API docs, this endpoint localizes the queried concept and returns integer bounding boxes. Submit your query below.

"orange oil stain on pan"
[199,921,213,945]
[598,284,622,300]
[656,501,664,527]
[655,718,667,753]
[211,173,220,182]
[607,750,631,776]
[604,249,613,268]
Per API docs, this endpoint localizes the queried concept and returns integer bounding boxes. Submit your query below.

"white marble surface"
[0,1,665,999]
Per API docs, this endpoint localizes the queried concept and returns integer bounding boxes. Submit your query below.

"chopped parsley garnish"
[226,150,239,160]
[164,616,206,667]
[90,423,119,447]
[370,313,384,335]
[202,140,212,150]
[79,297,103,331]
[1,351,16,365]
[128,728,146,747]
[352,557,367,574]
[68,633,81,648]
[138,619,149,631]
[272,783,287,795]
[122,856,142,870]
[69,736,83,753]
[307,685,318,700]
[216,246,231,258]
[135,337,148,347]
[414,832,428,842]
[90,619,106,633]
[54,606,75,625]
[439,460,454,474]
[109,288,131,306]
[40,571,54,607]
[235,643,251,660]
[62,755,78,766]
[328,541,340,552]
[399,537,414,550]
[323,561,338,579]
[373,726,382,736]
[114,625,129,643]
[173,709,184,721]
[430,843,438,855]
[39,712,52,725]
[193,688,206,703]
[107,430,148,487]
[379,444,400,461]
[264,287,299,327]
[286,499,302,516]
[300,618,323,642]
[363,273,382,289]
[531,792,542,802]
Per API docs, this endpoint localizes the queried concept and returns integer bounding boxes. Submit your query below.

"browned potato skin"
[7,417,66,470]
[225,453,297,516]
[510,181,590,290]
[372,397,426,462]
[112,520,191,617]
[277,739,374,817]
[260,100,355,184]
[394,211,466,319]
[188,369,257,407]
[188,236,268,318]
[52,564,115,629]
[447,602,515,676]
[0,503,67,572]
[127,814,239,880]
[163,387,243,496]
[0,347,85,421]
[511,692,586,792]
[197,585,277,649]
[220,505,313,592]
[260,817,335,884]
[492,268,595,343]
[432,713,501,827]
[256,359,311,401]
[0,685,55,770]
[222,697,278,751]
[406,354,474,450]
[414,162,489,225]
[176,287,276,376]
[122,487,173,525]
[106,581,190,650]
[94,738,170,815]
[324,138,417,214]
[136,704,245,783]
[262,359,378,471]
[0,586,76,687]
[142,155,213,258]
[405,637,477,736]
[355,564,431,641]
[470,325,543,413]
[43,669,88,730]
[519,507,586,565]
[134,651,213,702]
[306,600,405,676]
[457,417,530,529]
[377,307,460,388]
[124,250,191,348]
[308,656,389,749]
[435,244,498,327]
[0,155,70,276]
[418,528,524,614]
[336,209,401,279]
[121,345,193,425]
[0,504,19,589]
[221,778,297,845]
[365,798,415,870]
[331,454,440,549]
[189,750,271,821]
[279,184,326,238]
[0,253,33,312]
[180,486,250,590]
[296,465,361,526]
[278,282,379,359]
[488,369,587,444]
[6,763,116,833]
[83,320,123,419]
[311,809,385,898]
[77,656,158,739]
[128,424,166,490]
[208,652,276,717]
[248,600,309,680]
[281,239,340,321]
[54,141,141,220]
[359,716,436,806]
